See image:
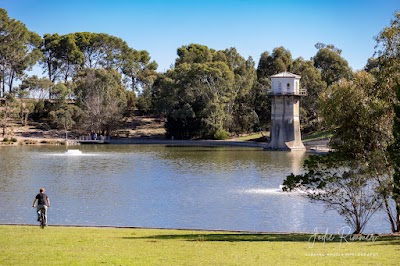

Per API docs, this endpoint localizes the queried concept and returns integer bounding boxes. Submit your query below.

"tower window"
[287,83,290,90]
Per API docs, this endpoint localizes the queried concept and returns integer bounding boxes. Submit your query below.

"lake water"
[0,145,390,233]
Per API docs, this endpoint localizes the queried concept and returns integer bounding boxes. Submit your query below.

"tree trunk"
[396,203,400,232]
[8,70,15,93]
[1,65,5,97]
[353,223,361,235]
[0,70,3,97]
[47,59,53,99]
[25,111,29,126]
[383,196,397,233]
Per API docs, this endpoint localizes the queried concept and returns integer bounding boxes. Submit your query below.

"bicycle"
[36,206,47,229]
[32,188,50,229]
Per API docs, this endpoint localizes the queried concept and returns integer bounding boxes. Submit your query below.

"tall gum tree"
[0,8,41,97]
[256,47,293,87]
[74,68,127,136]
[291,57,326,130]
[41,33,62,83]
[283,71,392,234]
[313,43,352,86]
[376,11,400,232]
[154,44,260,139]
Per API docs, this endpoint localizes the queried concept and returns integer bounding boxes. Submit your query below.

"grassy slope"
[231,129,333,143]
[302,129,334,142]
[1,226,399,265]
[230,132,269,141]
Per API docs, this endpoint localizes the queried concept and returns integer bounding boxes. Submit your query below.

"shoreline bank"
[108,138,269,148]
[0,135,329,150]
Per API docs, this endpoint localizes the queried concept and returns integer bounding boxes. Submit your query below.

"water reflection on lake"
[0,145,389,233]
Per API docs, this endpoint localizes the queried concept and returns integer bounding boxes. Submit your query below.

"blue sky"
[1,0,399,72]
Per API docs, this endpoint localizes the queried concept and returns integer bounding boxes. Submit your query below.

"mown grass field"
[0,225,399,265]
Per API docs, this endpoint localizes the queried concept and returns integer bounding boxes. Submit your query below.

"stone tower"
[266,72,306,150]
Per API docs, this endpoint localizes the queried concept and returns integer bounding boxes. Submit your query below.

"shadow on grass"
[123,233,400,244]
[371,236,400,246]
[124,233,309,242]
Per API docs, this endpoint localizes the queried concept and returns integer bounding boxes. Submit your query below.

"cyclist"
[32,188,51,225]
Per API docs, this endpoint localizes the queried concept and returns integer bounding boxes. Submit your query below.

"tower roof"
[271,72,301,79]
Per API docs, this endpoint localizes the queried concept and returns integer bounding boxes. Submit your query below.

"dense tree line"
[0,8,157,135]
[145,44,350,139]
[0,7,353,138]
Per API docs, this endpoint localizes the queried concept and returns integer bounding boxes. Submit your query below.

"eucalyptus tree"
[388,84,400,232]
[291,57,326,128]
[57,34,83,82]
[41,32,83,85]
[74,68,127,135]
[73,32,118,69]
[49,103,83,139]
[41,33,62,83]
[18,75,54,120]
[162,60,234,139]
[121,45,158,98]
[223,48,258,133]
[20,75,53,100]
[74,33,158,112]
[154,44,263,139]
[313,43,352,86]
[101,34,127,69]
[256,47,293,86]
[251,80,271,130]
[364,57,380,75]
[40,31,157,117]
[41,32,128,82]
[74,32,102,69]
[375,11,400,232]
[48,81,82,138]
[134,61,159,115]
[175,44,214,65]
[283,71,391,233]
[374,11,400,98]
[0,8,42,97]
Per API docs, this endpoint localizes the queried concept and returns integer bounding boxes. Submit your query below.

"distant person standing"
[32,188,50,225]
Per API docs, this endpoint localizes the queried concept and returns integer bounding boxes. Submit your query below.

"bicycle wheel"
[40,211,45,229]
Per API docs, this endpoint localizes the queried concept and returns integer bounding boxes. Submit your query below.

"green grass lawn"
[232,129,333,143]
[1,226,399,265]
[231,132,269,141]
[303,129,334,142]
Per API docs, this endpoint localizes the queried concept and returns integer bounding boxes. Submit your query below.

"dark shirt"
[36,193,49,206]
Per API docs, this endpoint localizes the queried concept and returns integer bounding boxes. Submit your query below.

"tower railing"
[299,88,307,95]
[267,88,307,96]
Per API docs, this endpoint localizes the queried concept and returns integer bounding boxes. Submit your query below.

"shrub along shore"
[1,225,399,265]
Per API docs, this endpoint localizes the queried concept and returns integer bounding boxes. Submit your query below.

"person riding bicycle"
[32,188,51,225]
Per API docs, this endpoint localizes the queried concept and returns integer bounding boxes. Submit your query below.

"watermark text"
[308,226,378,248]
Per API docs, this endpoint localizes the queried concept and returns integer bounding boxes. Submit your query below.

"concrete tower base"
[265,94,306,151]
